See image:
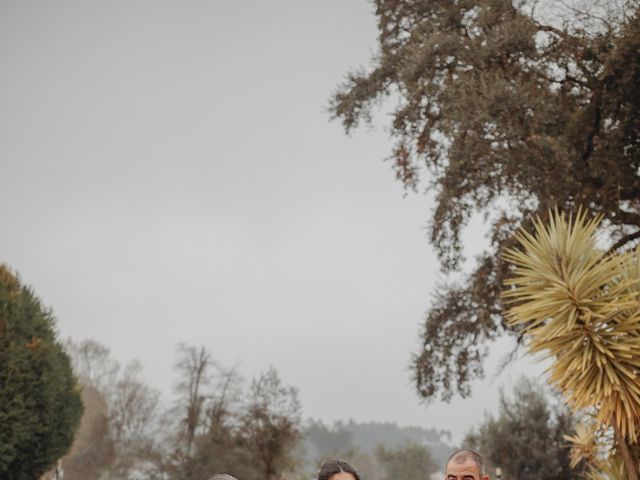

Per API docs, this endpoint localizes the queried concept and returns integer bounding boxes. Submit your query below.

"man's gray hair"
[445,449,485,476]
[209,475,238,480]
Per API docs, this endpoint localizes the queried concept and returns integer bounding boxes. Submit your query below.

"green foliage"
[331,0,640,402]
[376,441,438,480]
[464,378,582,480]
[0,265,83,480]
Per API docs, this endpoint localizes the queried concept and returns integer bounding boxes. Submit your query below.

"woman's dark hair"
[317,460,360,480]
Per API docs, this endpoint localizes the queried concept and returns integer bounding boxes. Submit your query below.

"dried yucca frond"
[586,457,627,480]
[565,420,629,480]
[503,209,640,441]
[565,421,600,468]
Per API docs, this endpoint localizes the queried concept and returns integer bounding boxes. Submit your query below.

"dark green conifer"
[0,265,82,480]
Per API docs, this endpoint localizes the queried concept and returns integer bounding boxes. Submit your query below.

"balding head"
[209,475,238,480]
[445,449,487,479]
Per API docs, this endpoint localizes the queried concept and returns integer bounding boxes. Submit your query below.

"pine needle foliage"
[0,265,83,479]
[503,210,640,443]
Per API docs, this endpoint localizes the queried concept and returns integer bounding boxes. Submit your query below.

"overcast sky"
[0,0,544,443]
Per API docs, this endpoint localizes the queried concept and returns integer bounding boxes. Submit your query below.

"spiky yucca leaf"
[586,457,627,480]
[503,210,640,441]
[565,419,631,480]
[565,421,600,469]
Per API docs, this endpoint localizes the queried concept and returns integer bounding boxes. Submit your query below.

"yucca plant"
[502,210,640,479]
[587,456,628,480]
[564,417,626,480]
[565,420,603,470]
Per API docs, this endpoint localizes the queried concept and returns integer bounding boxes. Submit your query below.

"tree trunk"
[614,423,638,480]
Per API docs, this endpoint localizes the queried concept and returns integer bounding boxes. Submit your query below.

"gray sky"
[0,0,543,442]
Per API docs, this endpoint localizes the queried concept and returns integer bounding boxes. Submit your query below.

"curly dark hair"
[316,460,360,480]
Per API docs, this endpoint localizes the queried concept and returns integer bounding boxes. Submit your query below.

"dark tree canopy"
[0,265,83,480]
[330,0,640,401]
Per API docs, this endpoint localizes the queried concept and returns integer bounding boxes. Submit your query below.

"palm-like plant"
[503,210,640,479]
[565,418,625,480]
[587,457,628,480]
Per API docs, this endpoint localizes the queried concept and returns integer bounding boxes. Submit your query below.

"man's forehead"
[446,459,481,476]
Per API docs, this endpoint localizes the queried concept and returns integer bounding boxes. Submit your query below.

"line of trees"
[0,262,451,480]
[57,337,592,480]
[2,261,627,480]
[57,340,302,480]
[57,338,601,480]
[59,341,450,480]
[302,421,442,480]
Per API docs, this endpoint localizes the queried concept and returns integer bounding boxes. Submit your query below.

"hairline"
[445,449,485,476]
[318,459,359,480]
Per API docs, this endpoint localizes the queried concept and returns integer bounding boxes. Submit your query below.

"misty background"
[0,0,542,446]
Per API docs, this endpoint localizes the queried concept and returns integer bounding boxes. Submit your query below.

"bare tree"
[185,366,245,480]
[173,343,215,457]
[63,339,162,480]
[109,361,160,445]
[237,367,302,480]
[64,338,119,392]
[206,364,243,436]
[105,360,162,479]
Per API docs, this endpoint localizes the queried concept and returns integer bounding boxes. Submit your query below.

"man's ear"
[482,475,490,480]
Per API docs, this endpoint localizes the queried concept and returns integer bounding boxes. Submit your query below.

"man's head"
[445,449,489,480]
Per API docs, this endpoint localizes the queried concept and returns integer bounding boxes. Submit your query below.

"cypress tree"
[0,265,83,479]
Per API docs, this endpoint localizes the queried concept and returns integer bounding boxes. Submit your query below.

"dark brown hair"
[317,460,360,480]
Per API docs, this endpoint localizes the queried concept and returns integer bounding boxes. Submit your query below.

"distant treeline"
[0,269,582,480]
[302,419,453,469]
[36,338,452,480]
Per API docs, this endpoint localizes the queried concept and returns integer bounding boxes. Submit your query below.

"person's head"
[209,475,238,480]
[445,449,489,480]
[317,459,360,480]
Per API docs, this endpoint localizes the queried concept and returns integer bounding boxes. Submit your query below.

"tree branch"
[536,70,590,88]
[534,22,572,40]
[615,210,640,226]
[609,229,640,253]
